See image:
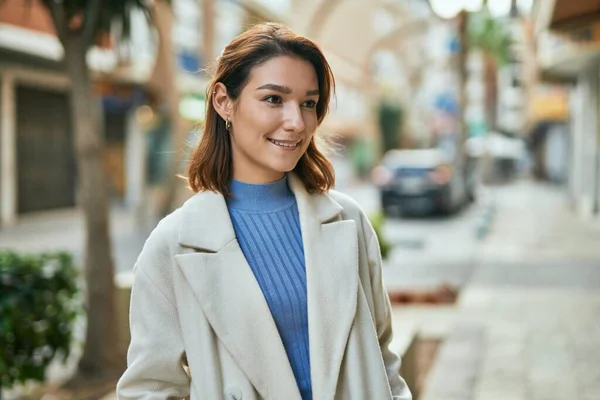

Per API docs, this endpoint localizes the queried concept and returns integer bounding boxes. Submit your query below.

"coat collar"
[178,174,343,251]
[176,173,358,400]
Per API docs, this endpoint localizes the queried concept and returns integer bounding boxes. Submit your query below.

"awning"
[535,14,600,79]
[549,0,600,30]
[535,0,600,31]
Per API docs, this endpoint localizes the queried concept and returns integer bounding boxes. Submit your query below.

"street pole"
[456,9,469,178]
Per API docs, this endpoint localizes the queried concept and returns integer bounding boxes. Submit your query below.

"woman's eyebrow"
[256,84,291,94]
[256,84,319,96]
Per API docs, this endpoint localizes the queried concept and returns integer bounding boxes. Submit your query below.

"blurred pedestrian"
[117,22,411,400]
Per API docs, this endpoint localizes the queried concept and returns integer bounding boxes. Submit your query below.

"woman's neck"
[231,164,286,185]
[227,175,294,211]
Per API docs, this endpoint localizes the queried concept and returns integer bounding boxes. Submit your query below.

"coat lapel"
[289,175,359,400]
[175,190,301,400]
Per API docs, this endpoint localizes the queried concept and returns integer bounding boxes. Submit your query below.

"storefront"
[535,0,600,218]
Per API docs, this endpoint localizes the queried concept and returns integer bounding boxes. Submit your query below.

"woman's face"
[225,55,320,183]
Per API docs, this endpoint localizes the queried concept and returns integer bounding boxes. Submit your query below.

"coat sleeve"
[117,225,191,400]
[366,225,413,400]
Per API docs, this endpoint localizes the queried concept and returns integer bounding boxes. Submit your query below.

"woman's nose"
[283,104,305,132]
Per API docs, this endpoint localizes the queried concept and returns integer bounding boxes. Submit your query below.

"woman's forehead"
[246,56,319,92]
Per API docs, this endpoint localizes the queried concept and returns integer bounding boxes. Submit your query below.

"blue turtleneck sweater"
[226,176,312,400]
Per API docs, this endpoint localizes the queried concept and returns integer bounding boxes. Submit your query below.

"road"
[337,182,490,291]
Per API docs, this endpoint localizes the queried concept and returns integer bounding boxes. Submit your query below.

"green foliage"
[468,10,513,66]
[378,99,404,153]
[0,251,83,390]
[33,0,170,40]
[369,212,391,260]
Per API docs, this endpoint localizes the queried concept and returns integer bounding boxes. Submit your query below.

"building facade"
[0,0,213,227]
[1,0,429,226]
[534,0,600,219]
[1,0,78,226]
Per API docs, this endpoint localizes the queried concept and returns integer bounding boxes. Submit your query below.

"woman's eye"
[303,100,317,109]
[264,95,282,105]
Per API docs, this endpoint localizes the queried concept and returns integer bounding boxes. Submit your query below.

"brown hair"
[187,23,336,197]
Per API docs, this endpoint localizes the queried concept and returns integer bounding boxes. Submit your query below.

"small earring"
[225,119,231,131]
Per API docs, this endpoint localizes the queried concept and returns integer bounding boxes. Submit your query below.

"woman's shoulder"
[141,206,185,256]
[325,189,377,248]
[148,190,213,240]
[327,189,365,219]
[327,189,374,230]
[146,190,228,251]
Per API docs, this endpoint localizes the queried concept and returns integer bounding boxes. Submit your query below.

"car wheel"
[437,191,454,215]
[381,196,402,218]
[388,205,404,218]
[466,188,477,203]
[381,196,392,216]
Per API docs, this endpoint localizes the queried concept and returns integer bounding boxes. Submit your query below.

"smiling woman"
[187,22,336,197]
[117,22,412,400]
[211,55,322,183]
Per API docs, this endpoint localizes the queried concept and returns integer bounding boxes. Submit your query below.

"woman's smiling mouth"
[267,138,301,150]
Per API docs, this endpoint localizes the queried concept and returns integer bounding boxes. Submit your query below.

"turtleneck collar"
[226,174,295,212]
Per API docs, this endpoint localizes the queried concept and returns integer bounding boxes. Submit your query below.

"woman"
[117,23,411,400]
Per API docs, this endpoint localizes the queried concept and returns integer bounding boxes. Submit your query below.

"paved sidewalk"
[0,206,152,274]
[420,180,600,400]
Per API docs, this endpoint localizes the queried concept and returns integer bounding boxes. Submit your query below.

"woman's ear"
[212,82,233,122]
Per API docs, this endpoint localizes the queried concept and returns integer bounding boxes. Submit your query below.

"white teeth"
[269,139,299,148]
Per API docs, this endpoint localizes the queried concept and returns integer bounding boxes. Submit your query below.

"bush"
[0,251,83,391]
[369,212,391,260]
[378,99,404,153]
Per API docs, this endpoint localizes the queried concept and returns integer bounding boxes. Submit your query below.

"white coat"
[117,174,412,400]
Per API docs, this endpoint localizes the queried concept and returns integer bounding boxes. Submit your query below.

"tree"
[427,2,513,185]
[468,7,513,131]
[23,0,169,380]
[378,98,404,153]
[146,0,187,218]
[460,2,514,184]
[151,0,216,218]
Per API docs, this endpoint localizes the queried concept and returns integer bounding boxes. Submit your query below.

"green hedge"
[0,251,83,391]
[369,212,391,260]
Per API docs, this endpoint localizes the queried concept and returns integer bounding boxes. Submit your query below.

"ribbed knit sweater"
[226,175,312,400]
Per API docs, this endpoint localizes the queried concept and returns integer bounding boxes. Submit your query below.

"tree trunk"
[483,53,498,131]
[158,89,186,217]
[201,0,215,65]
[148,1,187,217]
[63,36,120,377]
[457,10,469,174]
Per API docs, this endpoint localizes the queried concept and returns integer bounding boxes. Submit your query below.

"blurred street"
[0,206,148,276]
[342,181,487,290]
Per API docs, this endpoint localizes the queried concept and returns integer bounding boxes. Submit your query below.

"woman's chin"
[265,160,301,174]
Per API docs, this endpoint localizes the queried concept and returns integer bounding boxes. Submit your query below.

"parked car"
[371,149,468,216]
